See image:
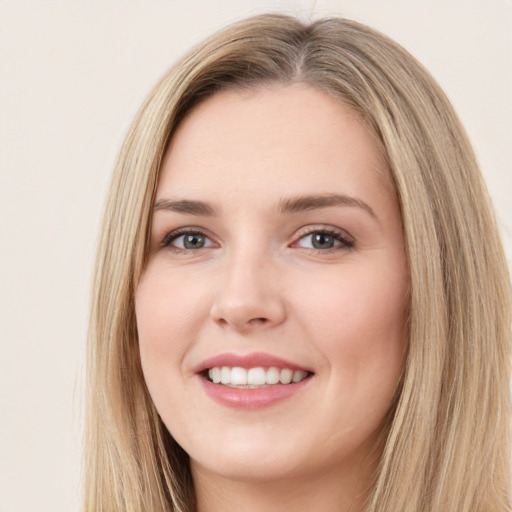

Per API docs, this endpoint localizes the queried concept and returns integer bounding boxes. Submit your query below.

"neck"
[192,460,373,512]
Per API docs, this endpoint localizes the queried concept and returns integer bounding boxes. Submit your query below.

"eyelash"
[160,228,215,253]
[292,226,355,252]
[160,226,355,254]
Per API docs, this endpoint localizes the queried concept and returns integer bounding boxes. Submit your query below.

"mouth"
[196,353,314,409]
[203,366,312,388]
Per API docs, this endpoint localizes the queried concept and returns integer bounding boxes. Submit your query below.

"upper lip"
[194,352,312,374]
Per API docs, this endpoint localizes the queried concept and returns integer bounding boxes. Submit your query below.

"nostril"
[210,292,286,330]
[249,317,269,325]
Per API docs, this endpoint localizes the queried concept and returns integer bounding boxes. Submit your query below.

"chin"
[191,453,305,484]
[183,431,303,482]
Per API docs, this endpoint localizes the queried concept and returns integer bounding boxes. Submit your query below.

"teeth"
[280,368,293,384]
[266,367,280,384]
[230,367,247,386]
[247,367,266,385]
[211,367,221,384]
[292,370,307,383]
[220,366,231,385]
[207,366,309,387]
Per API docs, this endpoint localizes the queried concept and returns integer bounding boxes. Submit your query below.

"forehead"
[159,83,392,205]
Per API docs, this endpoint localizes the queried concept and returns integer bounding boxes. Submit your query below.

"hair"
[85,13,512,512]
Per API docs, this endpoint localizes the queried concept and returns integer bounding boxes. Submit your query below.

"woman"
[85,14,511,512]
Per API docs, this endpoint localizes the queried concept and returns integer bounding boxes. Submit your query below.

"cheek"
[273,262,408,463]
[135,264,208,402]
[297,261,408,383]
[136,263,207,347]
[303,258,406,322]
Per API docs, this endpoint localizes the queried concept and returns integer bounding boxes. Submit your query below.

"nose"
[210,251,287,333]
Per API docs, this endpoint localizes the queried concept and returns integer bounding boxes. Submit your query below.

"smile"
[207,366,310,387]
[196,353,314,409]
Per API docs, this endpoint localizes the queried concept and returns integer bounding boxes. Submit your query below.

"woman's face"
[136,84,408,485]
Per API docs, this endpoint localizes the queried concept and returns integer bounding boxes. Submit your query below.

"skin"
[135,83,409,512]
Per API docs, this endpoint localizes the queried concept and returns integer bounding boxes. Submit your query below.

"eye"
[293,228,354,251]
[162,230,216,252]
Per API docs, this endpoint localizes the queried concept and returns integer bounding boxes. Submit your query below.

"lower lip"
[199,377,311,409]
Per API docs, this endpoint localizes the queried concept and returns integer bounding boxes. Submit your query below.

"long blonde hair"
[85,14,511,512]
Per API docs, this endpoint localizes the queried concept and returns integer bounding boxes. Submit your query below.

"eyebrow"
[153,193,377,219]
[279,193,377,219]
[153,199,217,216]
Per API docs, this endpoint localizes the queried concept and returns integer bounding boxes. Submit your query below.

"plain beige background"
[0,1,511,511]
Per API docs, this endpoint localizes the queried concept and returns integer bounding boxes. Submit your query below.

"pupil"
[312,233,334,249]
[184,234,205,249]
